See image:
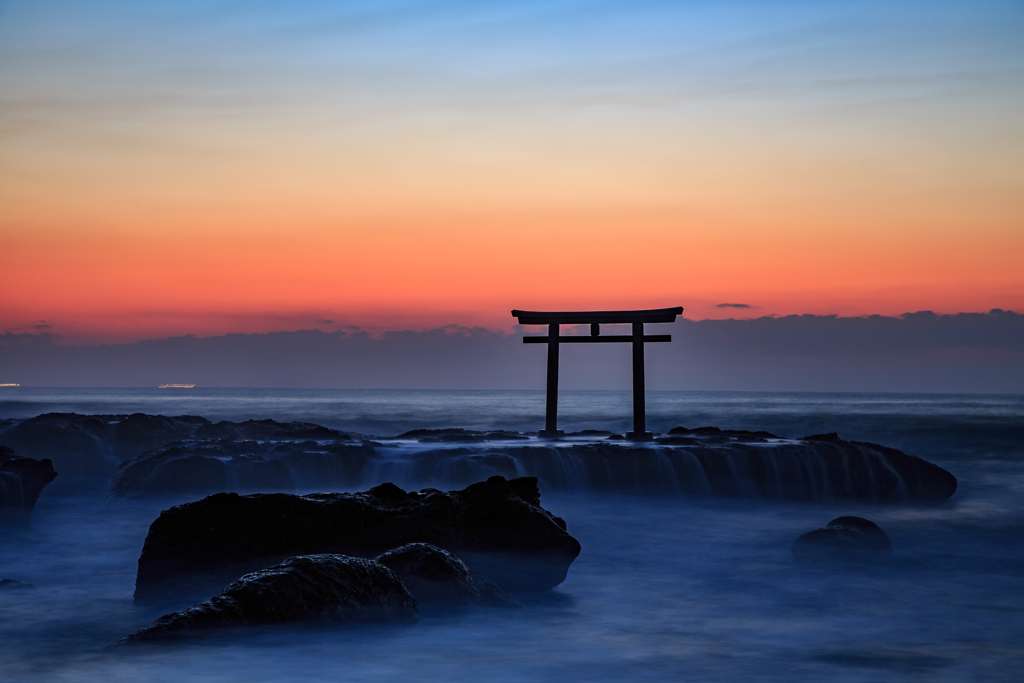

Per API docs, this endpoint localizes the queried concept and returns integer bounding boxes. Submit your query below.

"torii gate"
[511,306,683,440]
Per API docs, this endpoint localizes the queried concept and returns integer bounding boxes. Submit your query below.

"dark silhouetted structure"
[512,307,683,440]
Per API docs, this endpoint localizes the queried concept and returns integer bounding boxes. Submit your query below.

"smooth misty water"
[2,389,1023,681]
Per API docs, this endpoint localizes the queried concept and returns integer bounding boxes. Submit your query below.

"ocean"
[2,388,1023,681]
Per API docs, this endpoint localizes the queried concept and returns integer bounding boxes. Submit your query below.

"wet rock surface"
[116,555,417,645]
[1,412,958,504]
[134,475,580,604]
[792,516,893,563]
[109,440,375,498]
[375,543,521,609]
[395,428,530,443]
[0,413,359,492]
[0,445,57,524]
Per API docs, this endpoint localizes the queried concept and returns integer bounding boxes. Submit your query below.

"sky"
[1,0,1023,346]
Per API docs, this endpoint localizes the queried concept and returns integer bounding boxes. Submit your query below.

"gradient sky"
[2,0,1022,342]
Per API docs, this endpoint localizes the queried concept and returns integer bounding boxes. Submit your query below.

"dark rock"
[669,426,782,440]
[497,438,957,502]
[0,578,35,589]
[134,476,580,604]
[116,555,416,645]
[396,428,529,443]
[375,543,521,608]
[109,440,377,498]
[800,432,843,442]
[196,419,353,442]
[0,413,113,484]
[1,445,57,524]
[792,516,893,563]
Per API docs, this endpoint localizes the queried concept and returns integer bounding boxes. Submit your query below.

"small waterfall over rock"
[109,436,957,504]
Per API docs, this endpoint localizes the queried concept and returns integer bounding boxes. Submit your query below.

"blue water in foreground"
[1,389,1023,681]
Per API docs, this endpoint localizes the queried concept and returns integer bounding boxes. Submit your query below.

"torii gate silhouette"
[512,306,683,440]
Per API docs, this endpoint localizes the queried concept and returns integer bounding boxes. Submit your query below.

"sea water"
[1,389,1023,681]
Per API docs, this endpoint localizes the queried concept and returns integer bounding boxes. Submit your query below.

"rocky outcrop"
[495,435,957,502]
[1,445,57,526]
[134,476,580,605]
[792,516,893,563]
[0,413,359,492]
[396,428,529,443]
[116,555,416,645]
[109,440,377,498]
[375,543,521,609]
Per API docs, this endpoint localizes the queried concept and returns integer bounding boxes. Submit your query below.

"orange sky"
[2,1,1022,343]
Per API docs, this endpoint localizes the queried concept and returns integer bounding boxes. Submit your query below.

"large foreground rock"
[117,555,416,645]
[792,516,893,563]
[134,476,580,604]
[375,543,521,609]
[1,445,57,526]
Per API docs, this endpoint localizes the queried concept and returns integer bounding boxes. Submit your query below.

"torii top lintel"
[511,307,683,325]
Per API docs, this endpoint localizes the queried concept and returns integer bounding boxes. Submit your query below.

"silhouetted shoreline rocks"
[134,476,580,605]
[792,516,893,563]
[116,555,417,645]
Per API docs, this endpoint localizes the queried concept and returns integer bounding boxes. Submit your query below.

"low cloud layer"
[1,311,1021,393]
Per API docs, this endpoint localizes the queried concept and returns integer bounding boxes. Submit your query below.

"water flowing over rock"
[0,413,361,493]
[134,476,580,605]
[0,445,57,527]
[375,543,521,609]
[792,516,893,563]
[109,440,376,498]
[106,429,957,504]
[115,555,417,645]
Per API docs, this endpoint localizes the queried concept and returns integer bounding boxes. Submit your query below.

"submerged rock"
[134,476,580,604]
[375,543,521,609]
[0,578,35,589]
[1,445,57,526]
[116,555,416,645]
[792,516,893,563]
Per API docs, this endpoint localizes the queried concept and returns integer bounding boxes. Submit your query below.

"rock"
[375,543,521,608]
[0,413,359,493]
[115,555,416,645]
[395,428,529,443]
[670,426,782,440]
[499,437,956,502]
[134,476,580,604]
[195,419,353,442]
[792,516,893,563]
[1,445,57,526]
[109,440,377,498]
[0,578,35,589]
